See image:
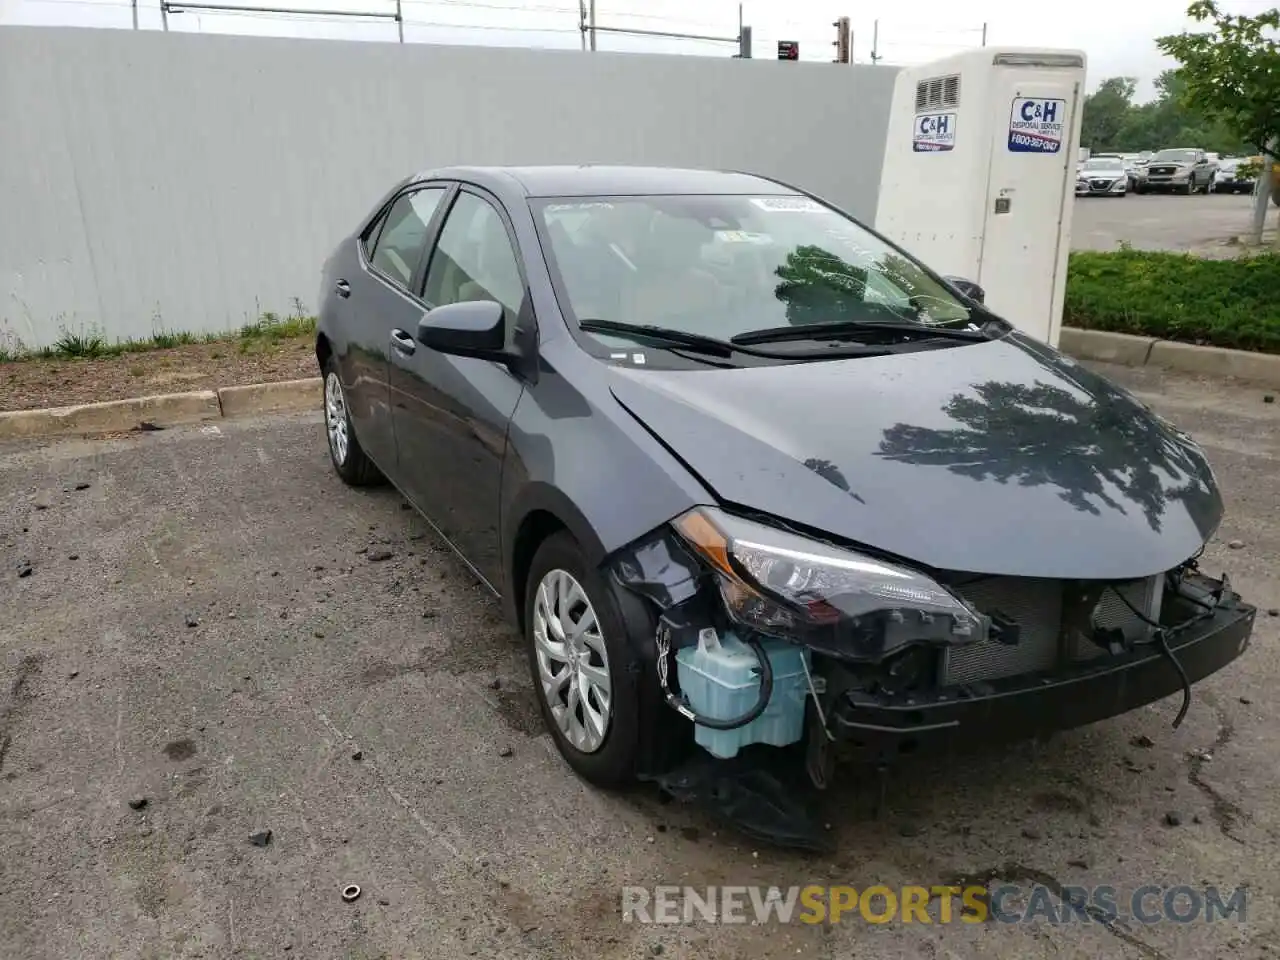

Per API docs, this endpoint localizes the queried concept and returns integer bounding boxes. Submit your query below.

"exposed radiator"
[940,575,1163,686]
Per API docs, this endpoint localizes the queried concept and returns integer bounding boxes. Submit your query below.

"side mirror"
[944,276,985,304]
[417,300,506,359]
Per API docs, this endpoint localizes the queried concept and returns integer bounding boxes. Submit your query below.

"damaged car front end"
[606,500,1255,793]
[318,167,1258,848]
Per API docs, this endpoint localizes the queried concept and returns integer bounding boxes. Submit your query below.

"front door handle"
[335,279,351,298]
[390,329,416,356]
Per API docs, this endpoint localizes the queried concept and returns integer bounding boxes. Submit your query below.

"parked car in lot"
[316,165,1256,787]
[1076,157,1128,197]
[1214,159,1256,194]
[1137,148,1217,194]
[1126,157,1150,191]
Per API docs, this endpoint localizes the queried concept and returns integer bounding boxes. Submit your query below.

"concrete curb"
[0,390,222,441]
[217,378,322,418]
[0,378,321,442]
[1061,327,1280,389]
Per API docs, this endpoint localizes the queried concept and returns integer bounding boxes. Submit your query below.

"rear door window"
[367,188,447,290]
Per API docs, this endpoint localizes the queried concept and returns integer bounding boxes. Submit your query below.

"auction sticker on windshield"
[913,113,956,152]
[750,197,823,213]
[1008,97,1066,154]
[714,230,772,243]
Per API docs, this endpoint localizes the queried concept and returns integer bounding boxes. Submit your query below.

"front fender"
[498,342,713,620]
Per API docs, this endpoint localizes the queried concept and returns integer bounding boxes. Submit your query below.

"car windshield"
[1082,159,1120,171]
[1154,149,1197,163]
[533,194,973,348]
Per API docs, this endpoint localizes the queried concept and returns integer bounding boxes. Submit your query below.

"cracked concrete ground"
[1,361,1277,959]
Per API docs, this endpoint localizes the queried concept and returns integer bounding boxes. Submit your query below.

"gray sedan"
[314,164,1255,791]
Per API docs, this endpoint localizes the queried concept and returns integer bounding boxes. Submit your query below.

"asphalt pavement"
[2,362,1278,959]
[1071,192,1273,256]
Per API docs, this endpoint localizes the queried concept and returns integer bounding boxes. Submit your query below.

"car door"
[389,186,531,588]
[341,184,451,472]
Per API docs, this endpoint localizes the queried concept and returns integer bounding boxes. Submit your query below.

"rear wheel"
[323,359,383,486]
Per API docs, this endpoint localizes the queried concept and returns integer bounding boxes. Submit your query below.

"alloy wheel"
[325,371,350,466]
[532,568,613,753]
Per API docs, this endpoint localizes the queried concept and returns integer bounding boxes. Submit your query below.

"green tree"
[1156,1,1280,159]
[1080,77,1137,152]
[1084,70,1250,154]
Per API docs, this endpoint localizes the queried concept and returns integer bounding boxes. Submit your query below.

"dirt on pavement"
[0,338,316,413]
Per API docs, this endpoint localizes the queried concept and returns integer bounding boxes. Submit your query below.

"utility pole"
[131,0,138,28]
[870,19,880,63]
[738,25,752,58]
[395,0,403,43]
[161,0,169,31]
[832,16,850,63]
[981,22,988,46]
[589,0,596,50]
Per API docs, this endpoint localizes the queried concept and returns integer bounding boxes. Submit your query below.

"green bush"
[1064,249,1280,354]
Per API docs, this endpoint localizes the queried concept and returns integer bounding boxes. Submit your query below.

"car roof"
[415,164,796,198]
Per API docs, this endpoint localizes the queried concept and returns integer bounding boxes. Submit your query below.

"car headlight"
[671,506,987,659]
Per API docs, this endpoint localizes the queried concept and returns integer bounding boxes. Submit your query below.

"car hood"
[607,335,1222,579]
[1080,168,1125,177]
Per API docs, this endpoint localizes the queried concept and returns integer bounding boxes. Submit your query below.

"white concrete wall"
[0,26,901,349]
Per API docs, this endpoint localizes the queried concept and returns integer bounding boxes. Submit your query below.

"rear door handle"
[335,279,351,298]
[390,329,416,356]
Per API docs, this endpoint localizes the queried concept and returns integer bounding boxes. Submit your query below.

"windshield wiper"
[578,319,889,359]
[730,318,996,347]
[579,319,738,356]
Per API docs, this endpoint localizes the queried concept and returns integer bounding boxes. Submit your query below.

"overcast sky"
[1,0,1274,99]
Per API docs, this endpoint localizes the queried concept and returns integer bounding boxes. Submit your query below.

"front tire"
[323,359,383,486]
[524,531,643,787]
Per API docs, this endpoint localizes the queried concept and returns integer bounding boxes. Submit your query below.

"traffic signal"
[832,16,851,63]
[777,40,798,60]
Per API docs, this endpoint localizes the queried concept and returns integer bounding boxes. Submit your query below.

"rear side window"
[366,188,447,289]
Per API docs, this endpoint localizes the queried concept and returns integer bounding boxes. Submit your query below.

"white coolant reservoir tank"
[675,628,811,759]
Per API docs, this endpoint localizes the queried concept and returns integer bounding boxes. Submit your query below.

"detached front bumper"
[830,596,1256,763]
